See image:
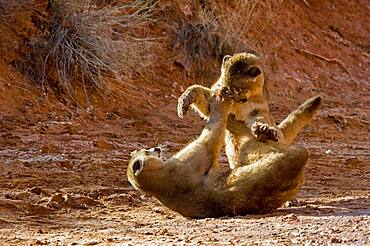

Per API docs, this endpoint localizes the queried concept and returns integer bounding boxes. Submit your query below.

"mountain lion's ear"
[130,150,137,157]
[222,55,232,65]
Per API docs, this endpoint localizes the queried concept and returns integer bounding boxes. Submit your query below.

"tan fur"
[128,94,310,218]
[178,52,321,168]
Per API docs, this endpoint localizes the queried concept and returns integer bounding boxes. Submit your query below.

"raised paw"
[177,89,196,118]
[251,122,280,142]
[266,127,280,142]
[218,87,233,101]
[209,92,233,116]
[251,122,269,142]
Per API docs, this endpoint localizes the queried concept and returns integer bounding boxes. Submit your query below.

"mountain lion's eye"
[132,160,142,176]
[246,67,261,77]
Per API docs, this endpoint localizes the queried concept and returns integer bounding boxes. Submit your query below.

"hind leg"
[231,146,309,211]
[278,95,322,145]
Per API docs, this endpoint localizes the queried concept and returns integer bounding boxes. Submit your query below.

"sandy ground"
[0,99,369,245]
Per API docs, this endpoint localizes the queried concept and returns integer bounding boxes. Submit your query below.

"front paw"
[209,90,233,115]
[177,89,196,118]
[251,122,280,142]
[218,87,233,101]
[267,127,280,142]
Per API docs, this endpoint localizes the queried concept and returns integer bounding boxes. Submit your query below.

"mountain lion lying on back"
[127,91,312,218]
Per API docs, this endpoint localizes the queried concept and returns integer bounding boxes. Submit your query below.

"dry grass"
[217,0,261,53]
[24,0,159,103]
[1,0,283,100]
[172,0,262,76]
[174,8,221,74]
[168,0,286,96]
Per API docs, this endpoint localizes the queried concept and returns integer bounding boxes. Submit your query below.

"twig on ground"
[301,0,310,7]
[292,46,351,76]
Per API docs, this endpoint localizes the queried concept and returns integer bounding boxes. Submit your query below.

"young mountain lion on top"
[177,52,321,168]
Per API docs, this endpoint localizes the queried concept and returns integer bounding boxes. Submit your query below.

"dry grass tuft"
[174,8,222,74]
[217,0,261,54]
[172,0,262,76]
[23,0,159,103]
[171,0,288,81]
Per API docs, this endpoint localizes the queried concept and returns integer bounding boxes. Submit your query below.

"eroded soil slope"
[0,0,369,245]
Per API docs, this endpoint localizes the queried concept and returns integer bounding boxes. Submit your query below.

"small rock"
[283,213,298,221]
[85,240,99,245]
[40,144,59,153]
[58,160,74,169]
[64,194,102,209]
[65,124,79,134]
[345,157,363,166]
[331,237,342,243]
[0,218,8,224]
[50,193,64,203]
[327,113,347,128]
[106,112,118,120]
[26,204,52,215]
[35,239,48,245]
[28,187,43,195]
[94,138,115,150]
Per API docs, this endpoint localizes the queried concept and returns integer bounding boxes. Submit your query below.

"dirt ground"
[0,0,369,245]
